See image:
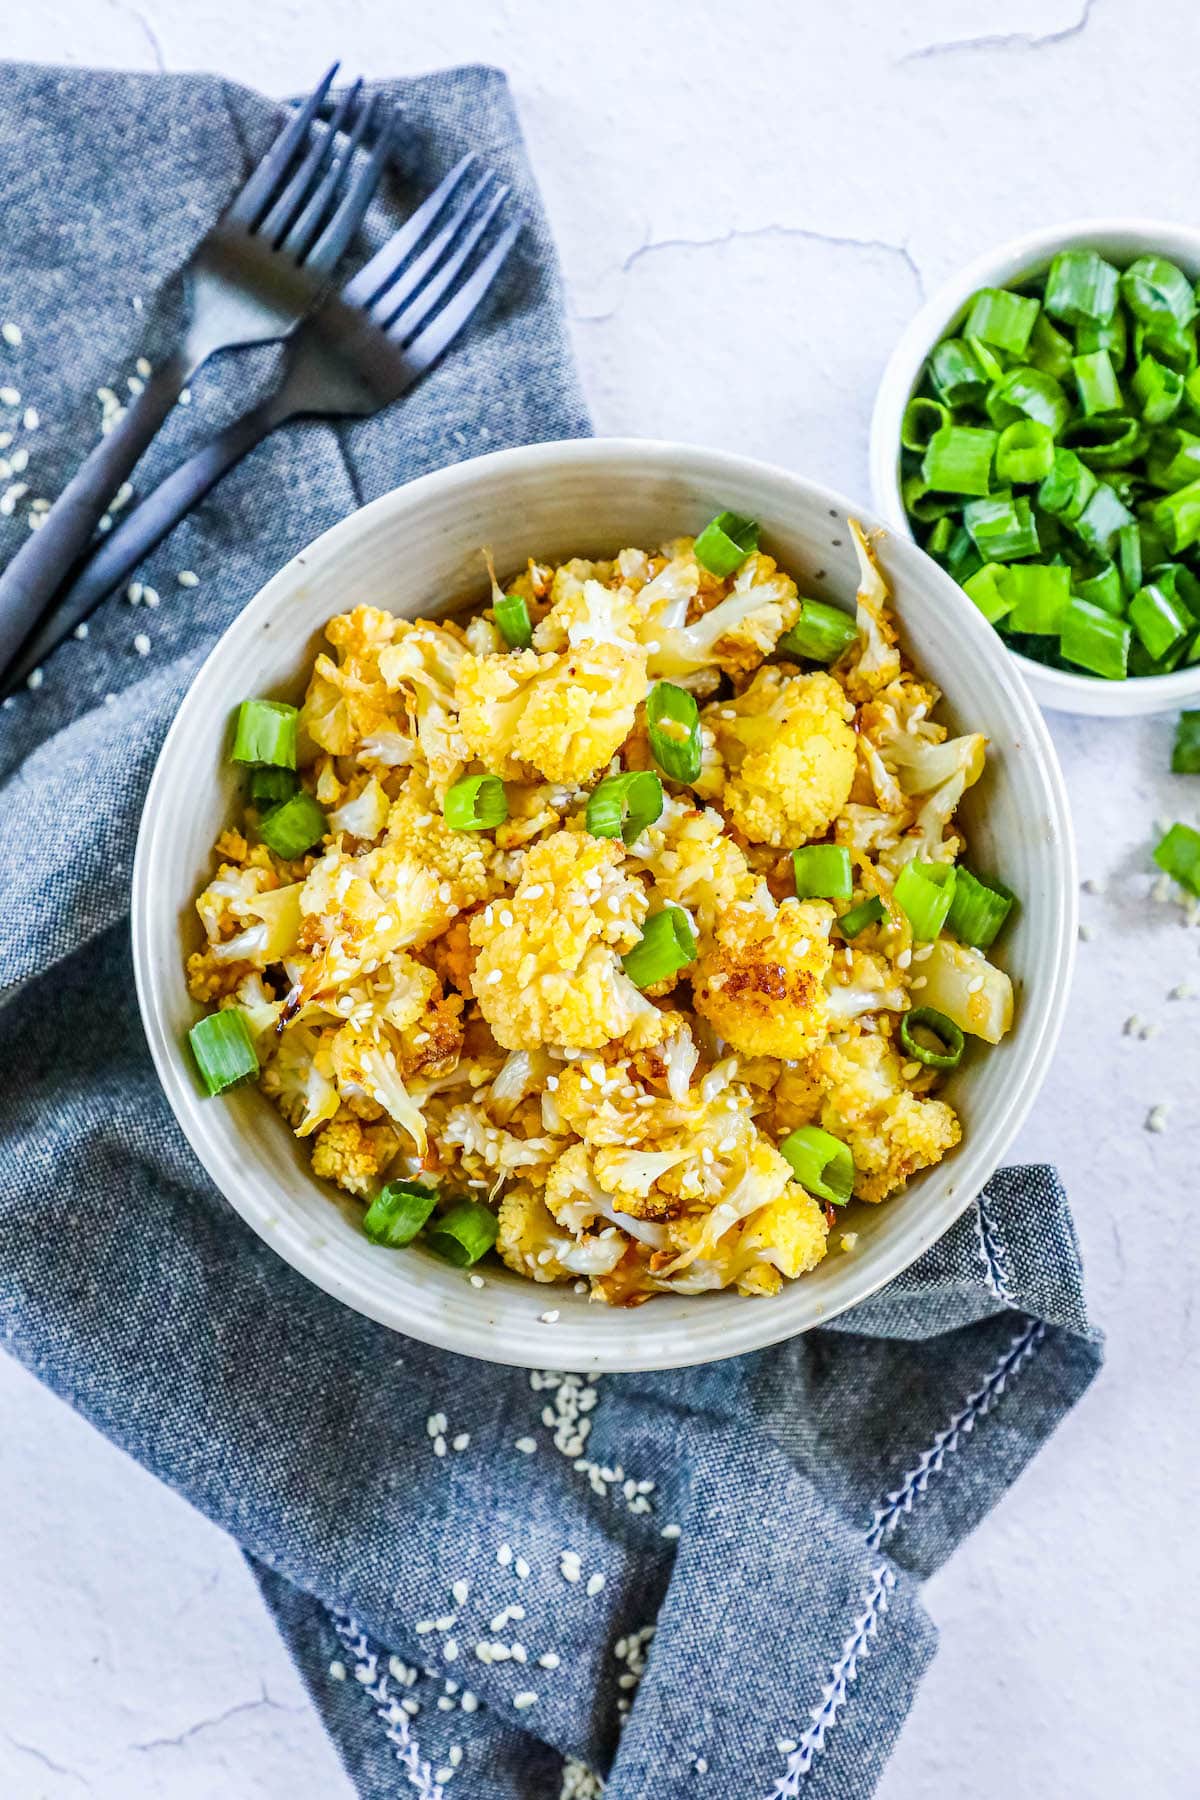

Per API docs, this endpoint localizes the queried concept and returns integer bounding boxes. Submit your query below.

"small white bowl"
[133,438,1076,1372]
[870,218,1200,717]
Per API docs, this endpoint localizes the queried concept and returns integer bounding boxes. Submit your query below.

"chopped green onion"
[622,908,697,988]
[792,844,853,901]
[249,766,298,808]
[1004,563,1071,634]
[963,493,1040,562]
[1071,482,1135,557]
[1044,249,1120,327]
[1060,597,1132,679]
[946,524,983,585]
[900,1006,965,1071]
[1133,355,1184,424]
[777,599,860,665]
[967,334,1005,383]
[1153,476,1200,553]
[694,510,759,577]
[1146,427,1200,490]
[921,425,997,496]
[945,868,1014,950]
[646,681,702,781]
[258,791,326,858]
[1155,562,1200,621]
[838,895,886,938]
[494,593,533,649]
[1076,310,1128,370]
[902,475,960,523]
[962,562,1014,625]
[1072,349,1123,417]
[1063,414,1145,468]
[925,515,954,559]
[1154,821,1200,895]
[893,859,957,940]
[443,773,507,832]
[1038,448,1097,520]
[1074,561,1125,616]
[362,1180,438,1248]
[901,397,950,452]
[1117,522,1142,598]
[995,419,1054,485]
[1130,582,1191,661]
[1171,712,1200,773]
[232,699,298,769]
[188,1009,259,1097]
[965,287,1040,359]
[928,338,987,406]
[586,771,664,846]
[1122,256,1197,333]
[426,1200,499,1268]
[1026,312,1075,380]
[779,1126,855,1206]
[986,367,1070,434]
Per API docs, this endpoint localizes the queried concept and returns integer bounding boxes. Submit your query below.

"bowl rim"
[132,435,1078,1370]
[868,214,1200,715]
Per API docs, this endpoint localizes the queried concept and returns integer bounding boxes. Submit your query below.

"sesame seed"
[661,1523,681,1539]
[559,1553,581,1583]
[329,1659,346,1681]
[143,586,160,609]
[461,1691,478,1713]
[443,1639,458,1660]
[1123,1014,1141,1036]
[133,632,151,656]
[73,623,88,640]
[452,1432,470,1451]
[499,908,514,927]
[523,884,544,901]
[497,1542,513,1565]
[415,1619,436,1634]
[427,1412,447,1436]
[126,581,143,605]
[449,1747,463,1768]
[515,1556,531,1578]
[178,568,199,587]
[1078,924,1093,942]
[897,947,912,968]
[22,407,38,431]
[1170,983,1193,1000]
[452,1578,470,1605]
[26,667,43,691]
[0,386,20,406]
[433,1435,447,1457]
[136,355,152,378]
[538,1651,560,1669]
[127,374,144,395]
[401,1697,420,1716]
[1147,1104,1169,1133]
[911,976,927,990]
[513,1691,538,1710]
[10,447,28,473]
[540,1309,560,1324]
[469,1273,485,1288]
[586,1572,605,1597]
[515,1436,537,1454]
[901,1060,921,1080]
[777,1738,798,1754]
[1,321,22,346]
[694,1758,709,1774]
[1139,1022,1159,1040]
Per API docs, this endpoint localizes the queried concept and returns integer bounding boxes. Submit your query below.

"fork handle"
[0,349,194,681]
[1,396,285,693]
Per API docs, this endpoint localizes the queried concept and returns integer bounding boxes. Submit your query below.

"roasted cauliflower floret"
[842,521,902,701]
[693,897,834,1059]
[701,667,857,847]
[470,831,665,1051]
[646,550,801,681]
[735,1181,830,1291]
[456,640,648,787]
[310,1110,399,1200]
[261,1022,341,1137]
[628,796,756,948]
[496,1186,573,1282]
[817,1036,961,1202]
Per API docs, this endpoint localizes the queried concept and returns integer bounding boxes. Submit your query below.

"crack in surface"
[132,1686,305,1753]
[576,222,924,324]
[900,0,1097,63]
[105,0,167,70]
[0,1729,87,1786]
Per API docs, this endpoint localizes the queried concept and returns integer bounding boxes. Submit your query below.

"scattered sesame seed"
[586,1572,605,1597]
[497,1542,513,1565]
[133,632,151,657]
[10,447,28,473]
[127,374,144,395]
[103,692,116,706]
[0,386,20,406]
[777,1738,798,1754]
[426,1412,447,1437]
[178,568,199,587]
[329,1659,346,1681]
[901,1060,921,1080]
[415,1620,436,1634]
[841,1230,859,1251]
[486,968,504,985]
[911,976,927,990]
[896,947,912,968]
[1,322,22,346]
[967,974,985,991]
[515,1556,531,1579]
[538,1651,560,1669]
[180,386,191,404]
[1123,1014,1141,1036]
[443,1638,458,1660]
[111,482,133,513]
[449,1747,463,1768]
[452,1432,471,1451]
[540,1309,560,1324]
[136,355,152,378]
[1139,1022,1159,1040]
[1147,1104,1169,1133]
[73,622,88,640]
[1170,983,1193,1000]
[661,1523,681,1539]
[143,586,160,609]
[22,407,37,431]
[26,668,43,691]
[694,1758,709,1774]
[461,1691,478,1713]
[433,1435,447,1457]
[513,1691,538,1710]
[515,1436,537,1454]
[559,1552,581,1583]
[469,1273,485,1289]
[126,582,143,605]
[1078,924,1093,942]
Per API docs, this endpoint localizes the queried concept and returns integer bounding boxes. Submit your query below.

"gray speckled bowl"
[132,438,1076,1371]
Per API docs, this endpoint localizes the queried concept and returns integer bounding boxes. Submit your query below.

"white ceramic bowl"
[870,218,1200,717]
[133,438,1076,1372]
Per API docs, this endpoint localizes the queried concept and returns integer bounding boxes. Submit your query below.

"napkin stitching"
[766,1563,897,1798]
[330,1612,445,1800]
[974,1188,1015,1304]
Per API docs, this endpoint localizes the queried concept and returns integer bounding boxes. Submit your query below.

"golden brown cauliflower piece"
[700,667,856,847]
[456,642,648,786]
[628,797,757,948]
[816,1035,961,1202]
[470,831,665,1051]
[693,898,834,1059]
[310,1110,399,1199]
[735,1181,831,1291]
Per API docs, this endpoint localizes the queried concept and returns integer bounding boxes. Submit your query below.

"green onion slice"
[694,510,759,577]
[792,844,853,901]
[1074,562,1125,617]
[443,773,508,832]
[622,907,697,988]
[1038,448,1097,520]
[494,593,533,649]
[258,791,326,859]
[962,563,1014,625]
[1122,256,1197,333]
[922,424,997,496]
[426,1200,500,1268]
[928,338,987,406]
[232,699,298,769]
[1062,414,1145,469]
[1153,477,1200,553]
[362,1180,438,1247]
[945,868,1015,950]
[779,1126,855,1206]
[249,766,298,807]
[963,493,1040,562]
[900,1006,965,1071]
[965,287,1040,359]
[901,397,949,451]
[1154,821,1200,895]
[986,367,1070,434]
[586,771,664,845]
[994,419,1054,485]
[926,516,954,560]
[1172,712,1200,773]
[1117,522,1143,598]
[188,1009,259,1097]
[777,600,860,665]
[1071,482,1135,557]
[1026,313,1075,380]
[893,859,957,940]
[1131,582,1191,661]
[1004,563,1071,635]
[1132,355,1184,424]
[1044,249,1120,328]
[1060,598,1132,679]
[838,894,885,938]
[646,681,702,782]
[1072,349,1123,418]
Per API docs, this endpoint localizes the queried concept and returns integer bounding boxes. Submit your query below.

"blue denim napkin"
[0,60,1101,1800]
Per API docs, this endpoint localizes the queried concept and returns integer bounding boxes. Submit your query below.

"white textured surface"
[2,1,1197,1795]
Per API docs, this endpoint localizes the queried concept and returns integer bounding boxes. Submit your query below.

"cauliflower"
[646,551,801,681]
[734,1181,830,1291]
[470,831,665,1051]
[261,1022,341,1136]
[659,1128,797,1275]
[299,605,408,757]
[627,795,756,947]
[693,897,834,1058]
[917,938,1013,1044]
[456,642,648,786]
[329,1022,429,1154]
[386,772,497,908]
[327,774,391,845]
[816,1036,961,1202]
[701,667,857,847]
[533,572,643,654]
[496,1184,627,1282]
[310,1110,399,1199]
[188,864,304,999]
[375,619,471,793]
[842,521,902,701]
[825,946,909,1022]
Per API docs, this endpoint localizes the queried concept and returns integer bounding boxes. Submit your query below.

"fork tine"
[225,63,339,229]
[395,218,522,376]
[258,79,362,248]
[382,185,509,341]
[340,152,477,308]
[364,171,497,327]
[303,99,394,274]
[280,88,375,263]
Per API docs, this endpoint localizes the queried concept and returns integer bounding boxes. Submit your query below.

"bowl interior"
[134,439,1076,1370]
[869,218,1200,716]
